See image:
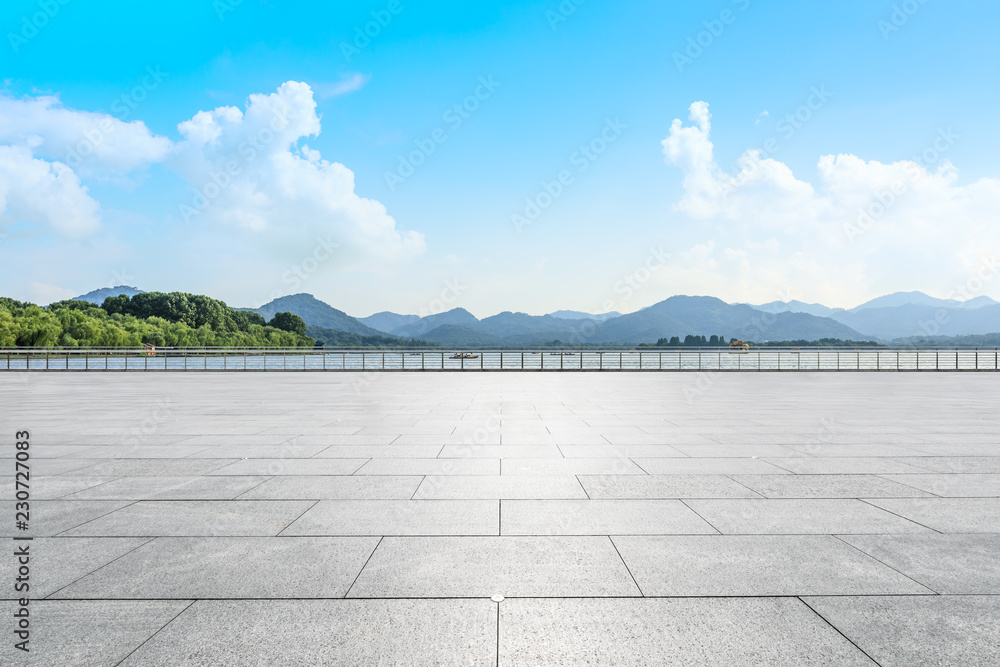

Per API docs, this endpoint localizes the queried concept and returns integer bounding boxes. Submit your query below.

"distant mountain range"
[244,294,869,345]
[73,285,144,304]
[747,292,1000,339]
[64,288,1000,345]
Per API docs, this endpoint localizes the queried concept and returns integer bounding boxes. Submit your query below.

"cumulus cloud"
[662,101,1000,304]
[0,94,171,177]
[172,81,425,265]
[0,93,171,237]
[0,145,101,236]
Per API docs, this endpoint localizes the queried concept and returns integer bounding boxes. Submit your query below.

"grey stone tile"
[730,474,932,498]
[439,444,563,458]
[283,500,499,536]
[0,500,132,537]
[180,434,295,446]
[394,434,501,445]
[672,444,804,457]
[61,475,270,500]
[312,444,443,458]
[239,476,422,499]
[558,444,687,458]
[68,444,212,459]
[0,458,102,476]
[55,537,378,599]
[686,499,932,534]
[785,444,929,457]
[60,500,314,536]
[866,498,1000,532]
[501,457,646,475]
[613,535,932,596]
[355,458,499,475]
[207,458,368,475]
[579,475,760,499]
[119,599,496,666]
[0,600,190,667]
[0,476,119,500]
[911,443,1000,456]
[501,500,717,535]
[893,456,1000,473]
[348,536,640,597]
[500,598,876,666]
[765,457,930,475]
[804,595,1000,667]
[881,473,1000,497]
[185,444,330,458]
[635,457,792,474]
[840,534,1000,594]
[413,475,588,499]
[62,458,239,476]
[0,537,149,599]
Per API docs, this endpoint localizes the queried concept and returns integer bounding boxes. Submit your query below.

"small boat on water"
[729,340,750,353]
[450,353,479,359]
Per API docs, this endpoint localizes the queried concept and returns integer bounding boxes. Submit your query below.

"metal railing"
[1,346,999,371]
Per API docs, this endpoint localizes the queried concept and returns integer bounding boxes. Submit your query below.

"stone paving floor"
[1,372,998,666]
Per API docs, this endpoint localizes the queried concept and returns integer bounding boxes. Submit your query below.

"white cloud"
[172,80,425,265]
[0,145,101,236]
[0,94,171,177]
[25,281,76,305]
[312,73,370,98]
[662,101,1000,304]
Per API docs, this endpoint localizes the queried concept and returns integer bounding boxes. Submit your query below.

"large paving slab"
[119,599,497,666]
[0,600,191,667]
[54,537,379,599]
[499,597,876,666]
[348,536,641,597]
[804,595,1000,667]
[613,535,932,596]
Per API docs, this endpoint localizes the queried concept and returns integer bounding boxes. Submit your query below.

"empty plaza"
[2,372,999,665]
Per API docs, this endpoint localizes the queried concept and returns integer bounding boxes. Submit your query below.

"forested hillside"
[0,293,313,348]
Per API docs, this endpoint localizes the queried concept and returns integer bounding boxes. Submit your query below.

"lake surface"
[3,348,999,371]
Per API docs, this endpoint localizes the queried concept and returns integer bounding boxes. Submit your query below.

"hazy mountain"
[358,312,420,334]
[478,312,598,342]
[248,294,385,336]
[548,310,622,321]
[234,292,1000,345]
[850,291,964,312]
[74,285,144,304]
[390,308,480,337]
[747,300,844,318]
[304,324,423,347]
[417,324,503,347]
[590,296,865,344]
[832,303,1000,339]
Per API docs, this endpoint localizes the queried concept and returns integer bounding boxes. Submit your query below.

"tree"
[269,312,306,336]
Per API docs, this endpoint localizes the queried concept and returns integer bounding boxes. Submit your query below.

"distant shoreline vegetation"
[0,292,315,348]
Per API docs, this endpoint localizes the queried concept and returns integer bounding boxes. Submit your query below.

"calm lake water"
[3,349,998,371]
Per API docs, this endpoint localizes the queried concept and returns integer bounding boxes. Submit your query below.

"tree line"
[0,292,312,348]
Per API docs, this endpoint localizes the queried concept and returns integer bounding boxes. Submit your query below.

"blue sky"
[2,0,999,316]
